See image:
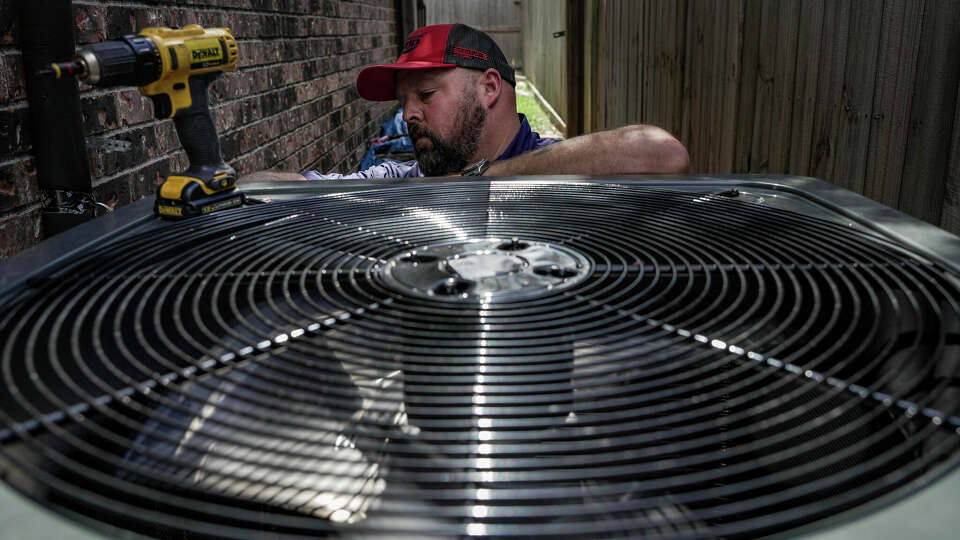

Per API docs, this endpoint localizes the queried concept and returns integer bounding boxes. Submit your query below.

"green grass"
[515,79,564,138]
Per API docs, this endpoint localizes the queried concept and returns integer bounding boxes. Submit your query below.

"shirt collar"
[496,114,539,161]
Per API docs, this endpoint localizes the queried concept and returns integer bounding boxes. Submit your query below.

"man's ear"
[477,68,502,108]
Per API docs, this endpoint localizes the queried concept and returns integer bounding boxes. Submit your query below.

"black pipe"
[19,0,91,193]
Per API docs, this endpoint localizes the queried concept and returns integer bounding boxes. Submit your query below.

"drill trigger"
[149,94,173,119]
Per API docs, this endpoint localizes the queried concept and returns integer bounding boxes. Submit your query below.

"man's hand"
[237,170,309,183]
[485,125,689,176]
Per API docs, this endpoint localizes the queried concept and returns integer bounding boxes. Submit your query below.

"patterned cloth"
[301,114,560,180]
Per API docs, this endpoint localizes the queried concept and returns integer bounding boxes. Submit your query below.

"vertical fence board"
[940,81,960,231]
[593,0,602,127]
[566,0,585,136]
[864,0,923,208]
[788,0,824,175]
[830,1,883,194]
[651,0,666,126]
[608,0,618,127]
[669,0,681,130]
[680,0,697,163]
[641,0,653,124]
[700,0,714,170]
[706,0,723,171]
[650,0,666,130]
[692,0,720,171]
[678,2,689,135]
[639,0,648,124]
[688,1,703,169]
[899,0,960,223]
[622,0,631,123]
[626,0,638,123]
[597,0,613,129]
[618,0,629,126]
[769,0,800,172]
[648,0,663,126]
[609,0,628,126]
[584,0,596,131]
[750,0,777,173]
[717,0,742,172]
[809,0,851,182]
[734,0,762,172]
[721,1,740,171]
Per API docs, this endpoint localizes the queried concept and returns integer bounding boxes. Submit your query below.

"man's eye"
[420,91,435,101]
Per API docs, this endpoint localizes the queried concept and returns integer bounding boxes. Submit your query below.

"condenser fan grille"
[2,181,960,538]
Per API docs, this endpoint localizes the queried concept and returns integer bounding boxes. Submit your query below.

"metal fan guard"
[1,176,960,539]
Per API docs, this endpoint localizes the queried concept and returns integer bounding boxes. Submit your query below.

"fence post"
[566,0,585,137]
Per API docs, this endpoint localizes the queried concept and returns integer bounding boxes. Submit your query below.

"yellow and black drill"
[44,25,242,219]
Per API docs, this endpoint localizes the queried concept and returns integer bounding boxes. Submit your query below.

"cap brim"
[356,61,457,102]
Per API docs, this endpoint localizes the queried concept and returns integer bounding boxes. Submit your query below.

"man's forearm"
[486,125,689,176]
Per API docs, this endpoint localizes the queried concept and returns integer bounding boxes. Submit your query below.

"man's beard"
[410,97,485,176]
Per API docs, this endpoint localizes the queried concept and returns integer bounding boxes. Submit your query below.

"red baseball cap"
[356,24,516,102]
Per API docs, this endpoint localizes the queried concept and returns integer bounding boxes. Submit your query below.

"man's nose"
[402,104,421,125]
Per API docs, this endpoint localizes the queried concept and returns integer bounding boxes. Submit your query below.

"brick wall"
[0,0,400,259]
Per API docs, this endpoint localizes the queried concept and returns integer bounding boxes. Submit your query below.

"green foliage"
[515,79,563,138]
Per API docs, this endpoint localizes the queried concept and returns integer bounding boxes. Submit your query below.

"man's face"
[395,68,486,176]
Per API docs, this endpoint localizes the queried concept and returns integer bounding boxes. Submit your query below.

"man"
[241,23,689,181]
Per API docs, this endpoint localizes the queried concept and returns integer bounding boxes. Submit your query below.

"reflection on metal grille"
[2,182,960,538]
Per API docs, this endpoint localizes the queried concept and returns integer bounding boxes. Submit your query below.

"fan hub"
[380,238,591,301]
[443,251,524,279]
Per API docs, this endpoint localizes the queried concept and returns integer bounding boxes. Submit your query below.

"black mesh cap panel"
[443,23,516,86]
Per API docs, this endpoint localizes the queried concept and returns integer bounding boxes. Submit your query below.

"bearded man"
[241,24,689,181]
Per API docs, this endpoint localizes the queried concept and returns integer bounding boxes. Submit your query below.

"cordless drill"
[43,25,242,219]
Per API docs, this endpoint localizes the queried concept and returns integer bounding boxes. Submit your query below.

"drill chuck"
[43,36,161,87]
[74,36,162,86]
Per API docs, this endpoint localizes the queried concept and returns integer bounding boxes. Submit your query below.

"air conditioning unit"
[1,175,958,538]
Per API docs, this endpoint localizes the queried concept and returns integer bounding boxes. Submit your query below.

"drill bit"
[36,61,86,79]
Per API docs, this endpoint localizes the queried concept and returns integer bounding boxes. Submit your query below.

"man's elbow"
[659,136,690,174]
[621,125,690,174]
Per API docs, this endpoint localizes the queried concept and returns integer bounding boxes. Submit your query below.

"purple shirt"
[301,114,560,180]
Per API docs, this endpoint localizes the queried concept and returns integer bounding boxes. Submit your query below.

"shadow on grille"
[2,182,960,538]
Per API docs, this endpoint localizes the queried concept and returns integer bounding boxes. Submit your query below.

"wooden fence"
[521,0,567,127]
[525,0,960,233]
[423,0,524,67]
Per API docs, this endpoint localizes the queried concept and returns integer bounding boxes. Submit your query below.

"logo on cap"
[453,46,488,60]
[401,34,424,55]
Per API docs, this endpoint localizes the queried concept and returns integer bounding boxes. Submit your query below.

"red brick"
[0,54,25,103]
[0,157,38,212]
[0,208,42,258]
[116,89,154,126]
